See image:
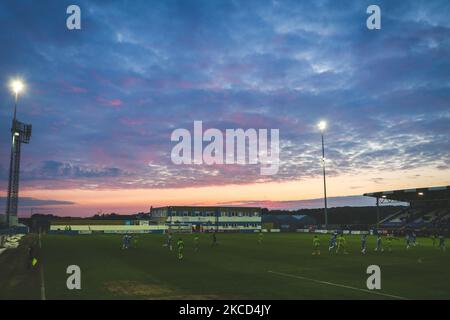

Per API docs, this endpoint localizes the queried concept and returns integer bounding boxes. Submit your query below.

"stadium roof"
[363,185,450,202]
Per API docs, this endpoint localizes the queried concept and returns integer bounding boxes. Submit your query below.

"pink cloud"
[57,80,88,94]
[109,99,123,107]
[69,86,88,93]
[96,96,123,107]
[120,117,147,126]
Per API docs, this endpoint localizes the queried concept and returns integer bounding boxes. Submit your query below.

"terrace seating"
[433,212,450,228]
[380,208,442,229]
[406,209,442,228]
[380,208,410,227]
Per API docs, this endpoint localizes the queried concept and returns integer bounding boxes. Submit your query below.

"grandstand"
[364,185,450,234]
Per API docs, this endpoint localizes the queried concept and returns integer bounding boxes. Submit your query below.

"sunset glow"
[0,1,449,217]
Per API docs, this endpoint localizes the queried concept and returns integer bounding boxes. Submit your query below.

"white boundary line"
[268,270,408,300]
[40,265,46,300]
[39,232,46,300]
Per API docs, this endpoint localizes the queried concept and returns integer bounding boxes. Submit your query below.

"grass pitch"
[1,232,449,299]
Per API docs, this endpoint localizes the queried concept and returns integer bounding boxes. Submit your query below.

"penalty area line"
[267,270,408,300]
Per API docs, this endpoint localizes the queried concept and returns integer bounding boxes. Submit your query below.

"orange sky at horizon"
[11,165,450,216]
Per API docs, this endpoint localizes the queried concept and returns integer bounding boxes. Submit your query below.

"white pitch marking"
[40,266,46,300]
[268,270,408,300]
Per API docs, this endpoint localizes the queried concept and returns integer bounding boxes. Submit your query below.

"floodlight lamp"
[317,120,327,132]
[10,79,25,95]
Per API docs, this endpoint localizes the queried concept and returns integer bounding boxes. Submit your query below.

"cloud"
[0,196,75,208]
[0,0,448,195]
[19,160,124,183]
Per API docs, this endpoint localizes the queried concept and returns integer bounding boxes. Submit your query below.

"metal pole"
[5,137,15,226]
[13,92,18,121]
[376,197,380,228]
[6,93,19,226]
[321,133,328,229]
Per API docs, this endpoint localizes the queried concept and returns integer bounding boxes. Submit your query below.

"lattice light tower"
[5,79,32,227]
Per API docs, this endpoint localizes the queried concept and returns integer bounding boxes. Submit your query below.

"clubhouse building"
[150,206,262,232]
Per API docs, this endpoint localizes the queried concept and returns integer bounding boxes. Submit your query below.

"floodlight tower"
[317,120,328,229]
[5,79,32,227]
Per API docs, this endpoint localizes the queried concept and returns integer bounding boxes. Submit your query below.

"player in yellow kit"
[312,235,321,255]
[177,238,184,260]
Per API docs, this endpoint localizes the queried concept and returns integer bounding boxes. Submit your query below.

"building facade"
[150,206,262,232]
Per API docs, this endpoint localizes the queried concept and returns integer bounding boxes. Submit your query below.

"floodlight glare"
[10,79,25,95]
[317,120,327,131]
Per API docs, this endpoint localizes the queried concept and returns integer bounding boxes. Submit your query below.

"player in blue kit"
[411,232,418,246]
[122,234,130,249]
[361,234,367,255]
[405,232,411,249]
[374,234,384,252]
[439,235,446,252]
[328,233,337,253]
[166,232,173,251]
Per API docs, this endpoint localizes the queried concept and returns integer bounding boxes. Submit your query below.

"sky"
[0,0,449,216]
